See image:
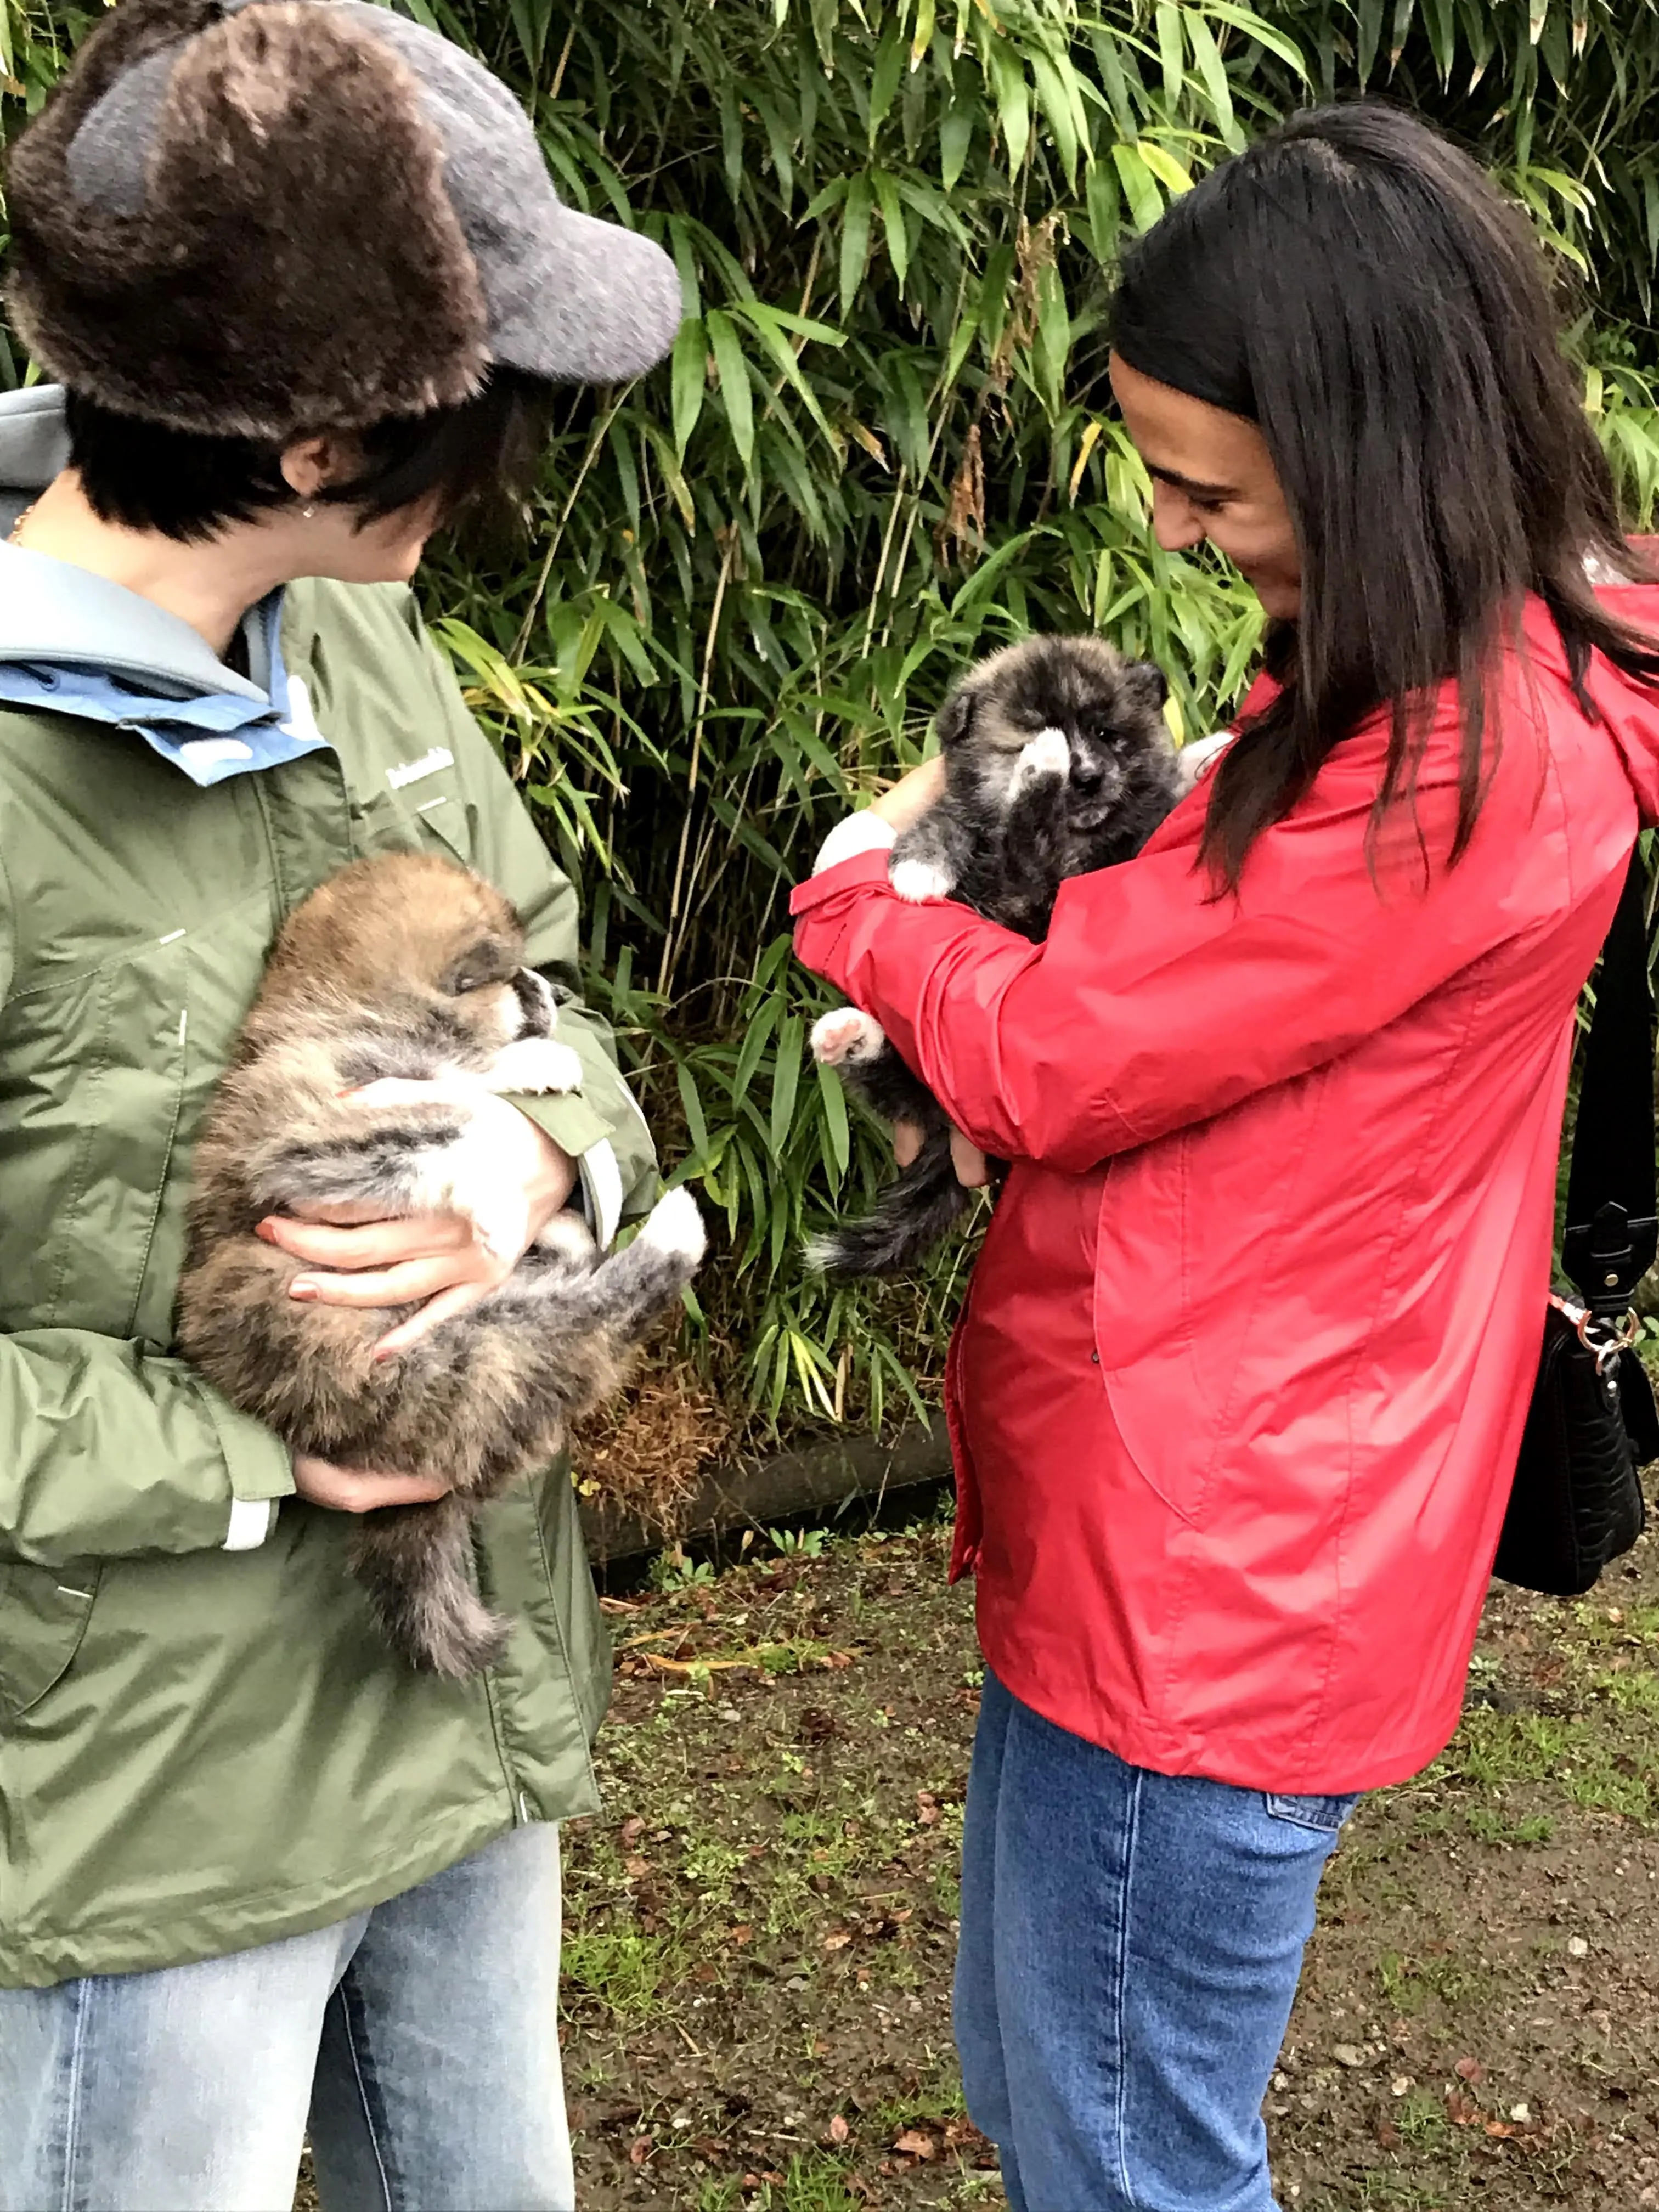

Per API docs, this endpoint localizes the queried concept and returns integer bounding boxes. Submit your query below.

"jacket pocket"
[0,897,272,1343]
[0,1561,100,1715]
[1264,1791,1362,1833]
[351,765,475,867]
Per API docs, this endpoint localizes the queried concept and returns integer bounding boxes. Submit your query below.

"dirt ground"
[294,1498,1659,2211]
[554,1504,1659,2211]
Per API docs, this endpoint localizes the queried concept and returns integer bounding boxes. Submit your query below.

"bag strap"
[1562,845,1657,1318]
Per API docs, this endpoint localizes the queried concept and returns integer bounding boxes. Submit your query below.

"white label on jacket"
[386,746,455,791]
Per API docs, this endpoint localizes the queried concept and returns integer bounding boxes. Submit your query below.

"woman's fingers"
[892,1118,924,1169]
[258,1212,470,1270]
[289,1255,467,1309]
[950,1129,991,1188]
[374,1280,489,1358]
[893,1118,989,1186]
[291,1454,453,1512]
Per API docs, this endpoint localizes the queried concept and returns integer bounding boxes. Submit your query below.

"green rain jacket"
[0,388,652,1987]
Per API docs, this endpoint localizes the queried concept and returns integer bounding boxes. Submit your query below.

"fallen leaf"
[619,1816,646,1846]
[628,2135,654,2165]
[624,1855,650,1878]
[1567,1936,1590,1958]
[894,2127,938,2158]
[1333,2045,1365,2068]
[1455,2057,1485,2084]
[829,2114,850,2144]
[824,1929,853,1950]
[727,1923,754,1945]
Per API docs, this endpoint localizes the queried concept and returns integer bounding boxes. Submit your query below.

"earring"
[302,504,317,520]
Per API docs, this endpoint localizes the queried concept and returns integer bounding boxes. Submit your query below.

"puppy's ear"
[1122,658,1169,713]
[935,676,980,751]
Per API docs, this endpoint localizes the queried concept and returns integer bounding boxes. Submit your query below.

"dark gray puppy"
[176,851,704,1678]
[809,635,1181,1278]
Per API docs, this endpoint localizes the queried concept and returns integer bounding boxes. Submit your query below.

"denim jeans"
[0,1823,572,2212]
[955,1669,1357,2212]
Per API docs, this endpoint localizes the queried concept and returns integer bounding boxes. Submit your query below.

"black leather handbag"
[1494,848,1659,1598]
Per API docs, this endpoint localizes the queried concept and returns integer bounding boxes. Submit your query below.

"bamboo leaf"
[939,97,974,190]
[1068,417,1104,504]
[1155,3,1184,109]
[910,0,936,71]
[1113,141,1165,233]
[677,1060,710,1163]
[1029,49,1080,185]
[672,315,707,460]
[815,1057,852,1181]
[1185,12,1235,140]
[707,309,755,472]
[770,1018,804,1160]
[840,171,874,314]
[989,40,1029,171]
[872,169,910,290]
[1136,139,1194,196]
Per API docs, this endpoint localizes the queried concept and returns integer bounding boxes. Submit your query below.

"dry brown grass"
[572,1352,733,1538]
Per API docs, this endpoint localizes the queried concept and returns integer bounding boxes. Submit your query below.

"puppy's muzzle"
[511,967,557,1037]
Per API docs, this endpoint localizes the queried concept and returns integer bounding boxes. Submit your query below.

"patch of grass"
[1434,1709,1656,1824]
[561,1928,686,2019]
[1376,1949,1493,2017]
[721,2155,860,2212]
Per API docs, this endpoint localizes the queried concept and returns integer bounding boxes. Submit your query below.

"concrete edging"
[578,1417,952,1564]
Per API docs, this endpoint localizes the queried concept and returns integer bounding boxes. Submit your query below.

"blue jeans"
[0,1823,572,2212]
[955,1670,1357,2212]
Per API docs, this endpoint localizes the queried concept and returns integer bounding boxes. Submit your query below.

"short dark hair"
[63,366,555,545]
[1111,101,1659,891]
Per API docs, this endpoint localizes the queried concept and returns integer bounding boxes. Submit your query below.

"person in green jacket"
[0,4,684,2206]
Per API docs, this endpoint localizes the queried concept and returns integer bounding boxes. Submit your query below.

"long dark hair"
[1110,101,1659,890]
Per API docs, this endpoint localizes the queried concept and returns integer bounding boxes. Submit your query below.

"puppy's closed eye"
[444,938,514,996]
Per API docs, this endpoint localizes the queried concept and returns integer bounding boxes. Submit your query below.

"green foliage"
[5,2,1659,1436]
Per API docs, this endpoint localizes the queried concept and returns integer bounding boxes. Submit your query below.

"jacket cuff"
[199,1384,294,1552]
[814,811,897,874]
[223,1497,279,1551]
[575,1137,625,1249]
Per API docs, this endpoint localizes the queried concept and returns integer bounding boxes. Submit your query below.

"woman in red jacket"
[793,105,1659,2210]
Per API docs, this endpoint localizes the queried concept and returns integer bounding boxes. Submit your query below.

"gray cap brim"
[329,0,684,386]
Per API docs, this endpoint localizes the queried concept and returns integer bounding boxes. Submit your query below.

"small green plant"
[770,1525,830,1559]
[649,1543,715,1593]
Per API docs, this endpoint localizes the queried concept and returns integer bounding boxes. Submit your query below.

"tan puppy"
[177,852,704,1677]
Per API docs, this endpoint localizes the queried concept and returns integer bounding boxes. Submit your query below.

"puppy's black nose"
[1069,747,1102,789]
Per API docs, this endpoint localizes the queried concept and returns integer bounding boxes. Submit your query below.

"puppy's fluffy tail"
[806,1125,972,1279]
[349,1493,507,1679]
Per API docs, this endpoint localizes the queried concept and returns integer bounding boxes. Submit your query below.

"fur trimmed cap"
[3,0,684,439]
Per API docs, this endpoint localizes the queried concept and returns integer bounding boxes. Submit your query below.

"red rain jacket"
[792,590,1659,1792]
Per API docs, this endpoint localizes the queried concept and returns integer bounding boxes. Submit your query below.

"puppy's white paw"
[487,1036,583,1095]
[1174,731,1233,793]
[535,1210,599,1263]
[639,1185,707,1268]
[1010,726,1070,798]
[811,1008,888,1066]
[889,857,953,904]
